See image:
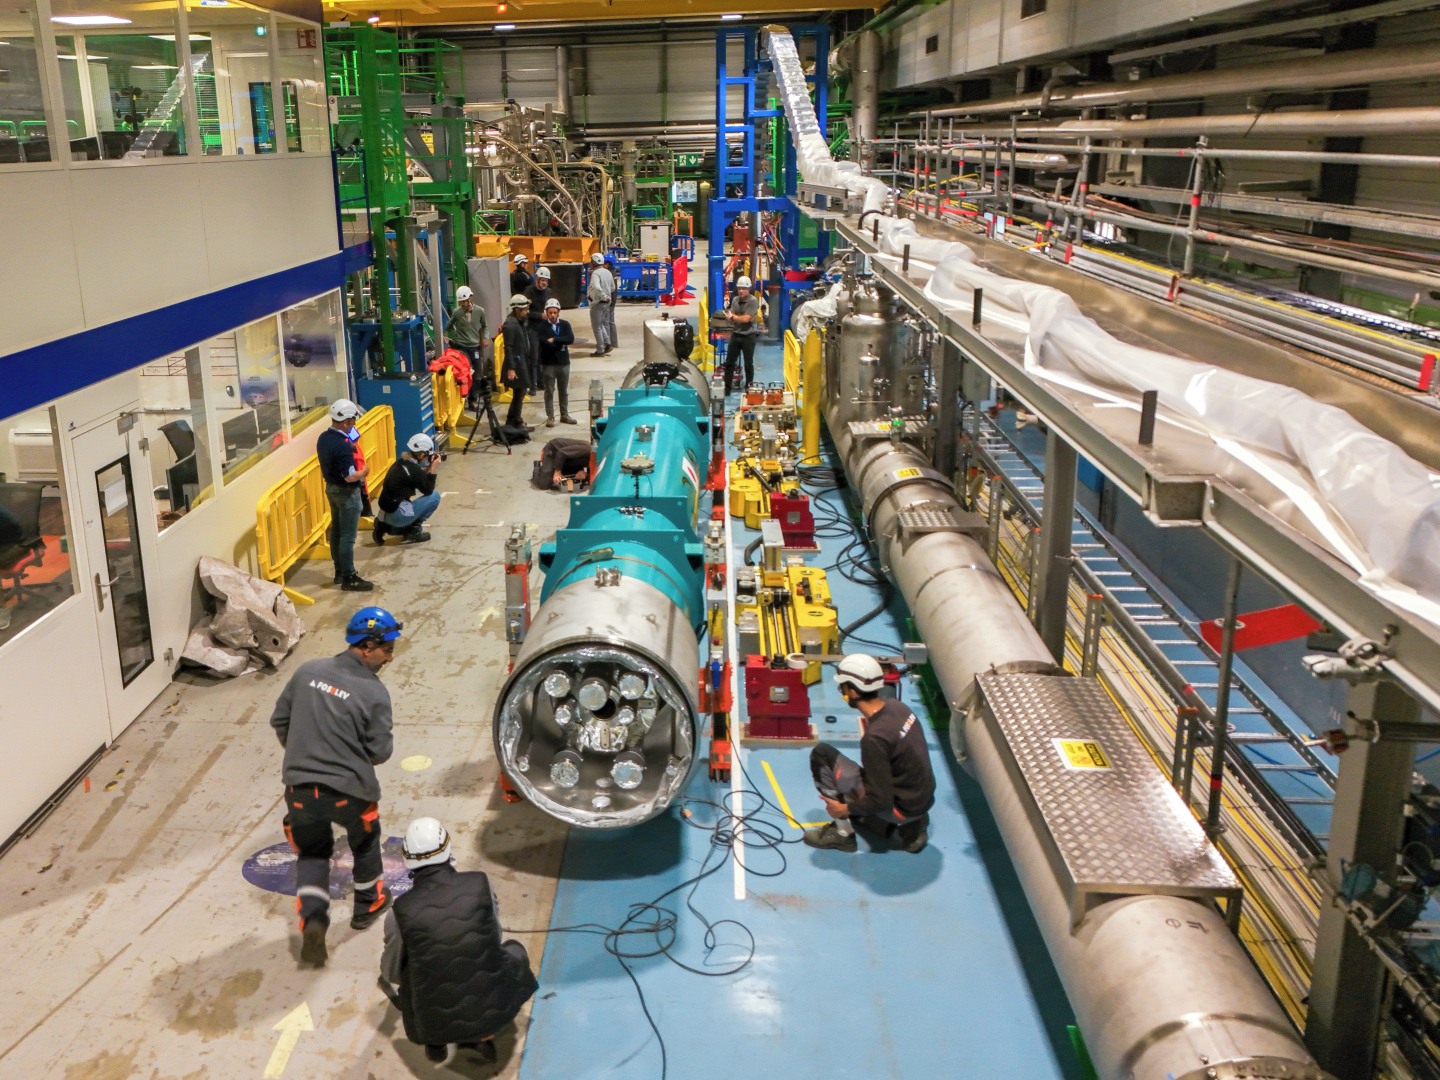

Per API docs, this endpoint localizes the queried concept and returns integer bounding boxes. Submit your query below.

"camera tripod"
[461,385,512,455]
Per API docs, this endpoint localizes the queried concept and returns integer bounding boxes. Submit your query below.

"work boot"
[401,529,431,545]
[898,815,930,854]
[372,522,389,546]
[545,416,557,427]
[341,574,375,592]
[560,415,578,425]
[351,889,392,931]
[803,822,857,852]
[589,350,606,358]
[300,912,329,967]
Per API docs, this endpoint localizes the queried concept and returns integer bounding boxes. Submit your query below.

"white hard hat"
[329,398,359,422]
[536,266,551,280]
[510,293,530,307]
[736,276,752,289]
[515,253,528,264]
[591,252,604,264]
[402,817,452,870]
[544,297,561,311]
[834,653,885,694]
[456,286,473,302]
[407,432,435,454]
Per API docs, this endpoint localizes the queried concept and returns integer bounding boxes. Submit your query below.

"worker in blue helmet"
[270,607,402,966]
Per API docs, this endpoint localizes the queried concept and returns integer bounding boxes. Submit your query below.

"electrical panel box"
[355,373,436,459]
[639,223,671,260]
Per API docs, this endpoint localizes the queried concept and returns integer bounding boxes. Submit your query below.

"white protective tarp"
[182,555,306,676]
[768,27,1440,627]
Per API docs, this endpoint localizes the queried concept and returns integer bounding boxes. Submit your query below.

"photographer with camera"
[373,433,443,546]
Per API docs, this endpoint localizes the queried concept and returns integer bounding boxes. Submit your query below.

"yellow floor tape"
[761,759,829,829]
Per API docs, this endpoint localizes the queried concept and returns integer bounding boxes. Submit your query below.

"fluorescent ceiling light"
[52,14,132,24]
[150,33,210,40]
[720,12,742,19]
[198,0,229,6]
[494,22,515,29]
[58,53,108,59]
[134,63,177,68]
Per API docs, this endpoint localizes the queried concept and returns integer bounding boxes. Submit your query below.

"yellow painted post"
[802,329,823,464]
[783,330,801,396]
[698,293,715,370]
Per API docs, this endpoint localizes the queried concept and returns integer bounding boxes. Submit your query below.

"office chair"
[159,419,196,461]
[0,483,63,614]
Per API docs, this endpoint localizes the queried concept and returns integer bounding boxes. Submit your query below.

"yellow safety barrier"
[255,405,395,605]
[697,293,716,371]
[783,330,801,396]
[802,329,822,464]
[431,367,465,448]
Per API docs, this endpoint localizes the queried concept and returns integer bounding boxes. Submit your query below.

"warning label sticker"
[895,467,921,479]
[1053,738,1112,771]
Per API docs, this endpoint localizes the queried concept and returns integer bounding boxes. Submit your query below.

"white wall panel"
[506,46,558,108]
[0,170,86,357]
[0,156,340,360]
[466,50,504,103]
[66,163,208,334]
[200,156,338,291]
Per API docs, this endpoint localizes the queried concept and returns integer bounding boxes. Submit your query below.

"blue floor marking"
[519,337,1079,1080]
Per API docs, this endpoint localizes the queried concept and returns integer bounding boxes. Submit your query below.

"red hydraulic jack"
[743,655,817,743]
[768,492,818,551]
[701,659,733,782]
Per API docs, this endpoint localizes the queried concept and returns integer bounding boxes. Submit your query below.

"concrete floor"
[0,302,668,1080]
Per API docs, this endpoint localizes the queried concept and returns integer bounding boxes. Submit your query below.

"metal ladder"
[974,415,1336,847]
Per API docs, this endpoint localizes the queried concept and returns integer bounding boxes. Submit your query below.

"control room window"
[0,2,55,165]
[51,0,190,161]
[186,0,276,156]
[925,35,939,55]
[1020,0,1047,17]
[275,20,326,153]
[281,291,349,436]
[206,313,287,480]
[140,347,215,532]
[0,408,77,648]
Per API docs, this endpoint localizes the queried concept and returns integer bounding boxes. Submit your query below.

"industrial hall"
[4,0,1440,1076]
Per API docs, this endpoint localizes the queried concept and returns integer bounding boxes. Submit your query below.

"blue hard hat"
[345,607,403,645]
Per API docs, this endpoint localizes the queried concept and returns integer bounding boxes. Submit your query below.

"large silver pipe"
[554,45,571,119]
[492,574,700,828]
[820,318,1328,1080]
[913,41,1440,118]
[950,105,1440,139]
[854,30,880,154]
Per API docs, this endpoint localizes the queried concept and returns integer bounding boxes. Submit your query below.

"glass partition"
[281,291,348,435]
[0,2,52,164]
[207,313,286,478]
[184,0,276,156]
[50,0,189,159]
[0,408,76,645]
[140,347,214,531]
[275,20,325,153]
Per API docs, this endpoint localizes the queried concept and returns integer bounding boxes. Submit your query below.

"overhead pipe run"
[942,105,1440,139]
[853,30,880,162]
[908,41,1440,119]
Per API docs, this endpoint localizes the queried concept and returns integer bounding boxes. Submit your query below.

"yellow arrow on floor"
[263,1002,313,1078]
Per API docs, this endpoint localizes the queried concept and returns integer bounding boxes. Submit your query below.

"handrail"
[255,406,395,603]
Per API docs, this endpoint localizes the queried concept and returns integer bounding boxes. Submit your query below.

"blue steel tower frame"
[708,24,830,340]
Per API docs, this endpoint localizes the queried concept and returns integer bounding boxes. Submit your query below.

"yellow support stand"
[801,330,823,464]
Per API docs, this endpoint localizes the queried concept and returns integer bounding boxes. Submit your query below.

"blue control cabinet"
[356,372,436,458]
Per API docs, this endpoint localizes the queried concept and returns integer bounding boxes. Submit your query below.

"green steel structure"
[325,26,473,372]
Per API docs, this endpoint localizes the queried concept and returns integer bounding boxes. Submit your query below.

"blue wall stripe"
[0,251,347,420]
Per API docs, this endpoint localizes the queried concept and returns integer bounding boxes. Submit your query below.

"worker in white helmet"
[316,398,373,591]
[523,266,554,388]
[447,286,489,404]
[373,432,442,546]
[586,251,616,356]
[500,295,535,433]
[723,275,763,395]
[379,818,538,1067]
[509,252,532,296]
[805,653,935,853]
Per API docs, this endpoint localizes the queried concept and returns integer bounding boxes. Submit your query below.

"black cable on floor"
[502,770,804,1080]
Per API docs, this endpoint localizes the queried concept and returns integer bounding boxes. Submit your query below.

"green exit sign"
[676,152,703,168]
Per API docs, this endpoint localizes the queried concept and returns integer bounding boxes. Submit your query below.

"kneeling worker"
[374,432,441,545]
[271,608,400,965]
[804,653,935,854]
[380,818,539,1066]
